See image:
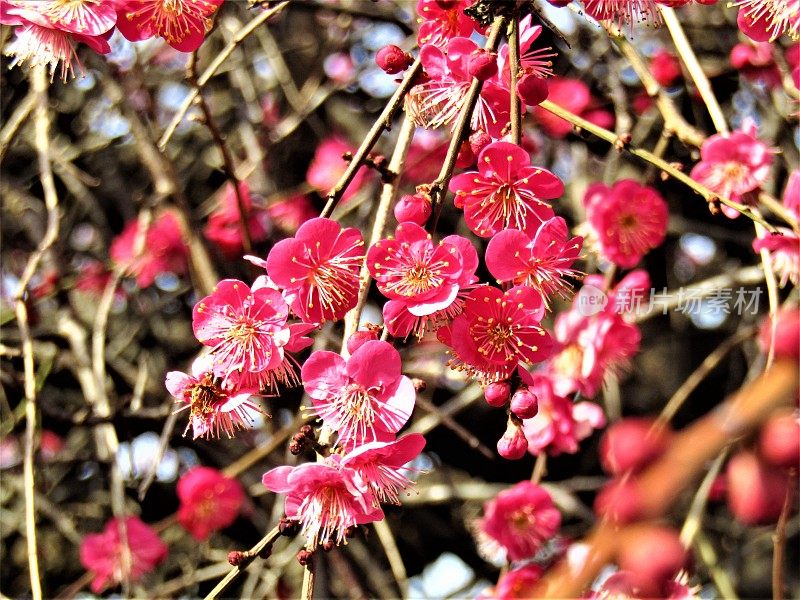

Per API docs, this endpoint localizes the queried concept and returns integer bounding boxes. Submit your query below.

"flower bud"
[469,130,492,156]
[467,49,498,81]
[484,382,510,407]
[376,45,413,74]
[726,450,790,525]
[497,419,528,460]
[394,193,432,225]
[296,549,314,566]
[279,517,301,537]
[510,388,538,419]
[516,72,549,106]
[455,141,475,168]
[546,0,572,6]
[412,378,427,393]
[759,413,800,469]
[618,526,688,598]
[228,551,247,566]
[594,478,643,523]
[347,329,379,355]
[599,418,671,476]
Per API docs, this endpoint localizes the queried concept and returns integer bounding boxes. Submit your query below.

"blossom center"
[552,344,583,377]
[331,383,377,440]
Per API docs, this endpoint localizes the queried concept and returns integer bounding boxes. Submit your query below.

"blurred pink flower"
[306,137,369,203]
[752,228,800,287]
[533,78,614,138]
[80,516,167,593]
[650,49,682,87]
[204,182,270,259]
[177,466,244,540]
[266,194,318,234]
[492,564,545,599]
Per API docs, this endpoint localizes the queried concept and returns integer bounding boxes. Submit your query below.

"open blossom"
[532,77,615,139]
[449,141,561,237]
[499,15,556,106]
[752,229,800,287]
[110,209,189,288]
[115,0,224,52]
[582,180,668,269]
[192,279,300,390]
[730,42,782,89]
[690,120,774,218]
[1,0,114,80]
[266,217,364,324]
[547,275,644,397]
[521,373,606,455]
[204,182,270,258]
[477,481,561,562]
[302,341,416,446]
[166,354,261,439]
[492,565,545,599]
[782,169,800,220]
[306,137,369,203]
[439,285,552,383]
[406,37,510,137]
[485,218,583,306]
[416,0,477,47]
[177,467,244,540]
[341,433,426,505]
[368,222,478,338]
[735,1,800,42]
[80,516,168,593]
[267,193,317,234]
[583,0,660,27]
[262,460,383,547]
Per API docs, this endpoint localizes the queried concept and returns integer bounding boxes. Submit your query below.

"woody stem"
[508,13,522,146]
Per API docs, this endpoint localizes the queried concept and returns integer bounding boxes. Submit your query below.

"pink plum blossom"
[478,481,561,562]
[115,0,224,52]
[204,182,270,259]
[301,340,417,446]
[582,180,668,269]
[449,141,562,237]
[266,194,318,234]
[492,565,545,599]
[166,354,261,439]
[177,467,244,540]
[306,137,369,203]
[416,0,477,48]
[752,228,800,287]
[265,217,364,324]
[439,285,552,383]
[80,516,168,593]
[485,217,583,306]
[533,77,615,138]
[690,120,774,218]
[262,460,383,547]
[367,222,478,338]
[735,1,799,42]
[341,433,426,504]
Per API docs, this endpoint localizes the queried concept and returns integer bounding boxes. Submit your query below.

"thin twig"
[508,14,522,146]
[300,553,316,600]
[537,99,775,229]
[158,1,290,150]
[415,395,494,459]
[203,526,281,600]
[679,449,728,547]
[373,520,408,597]
[0,90,35,163]
[320,57,423,218]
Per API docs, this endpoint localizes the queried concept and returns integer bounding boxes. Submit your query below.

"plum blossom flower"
[341,433,426,504]
[439,285,552,383]
[690,120,775,218]
[498,15,557,107]
[79,516,168,593]
[306,137,369,203]
[582,180,668,269]
[491,564,545,599]
[406,37,510,137]
[485,217,583,306]
[583,0,660,27]
[752,229,800,287]
[115,0,224,52]
[547,274,645,397]
[449,141,562,237]
[782,169,800,221]
[734,1,800,42]
[110,209,189,288]
[267,194,317,234]
[532,78,615,139]
[730,42,782,89]
[177,467,244,540]
[302,341,416,445]
[192,279,300,390]
[262,461,383,547]
[521,373,606,456]
[477,481,561,562]
[416,0,477,48]
[367,222,479,338]
[265,217,364,324]
[204,182,270,259]
[1,0,115,80]
[166,354,261,439]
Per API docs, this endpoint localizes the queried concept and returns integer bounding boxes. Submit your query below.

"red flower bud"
[467,49,498,81]
[346,329,379,355]
[484,382,511,407]
[469,130,492,156]
[394,193,432,225]
[759,413,800,469]
[594,478,643,523]
[599,418,671,476]
[618,526,688,598]
[376,45,413,75]
[726,451,790,525]
[497,418,528,460]
[516,72,549,106]
[510,388,538,419]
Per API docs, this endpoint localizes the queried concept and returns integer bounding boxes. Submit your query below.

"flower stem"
[508,14,522,146]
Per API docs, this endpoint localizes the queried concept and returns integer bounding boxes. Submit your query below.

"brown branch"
[772,474,795,600]
[203,526,282,600]
[319,57,423,218]
[528,360,799,598]
[508,14,522,146]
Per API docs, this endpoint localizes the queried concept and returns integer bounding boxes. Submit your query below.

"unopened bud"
[469,130,492,156]
[228,551,247,566]
[516,72,549,106]
[394,193,432,225]
[322,539,335,552]
[510,387,538,419]
[376,45,413,74]
[411,378,427,393]
[467,49,498,81]
[296,549,314,566]
[347,329,380,354]
[279,517,301,537]
[497,418,528,460]
[484,381,510,407]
